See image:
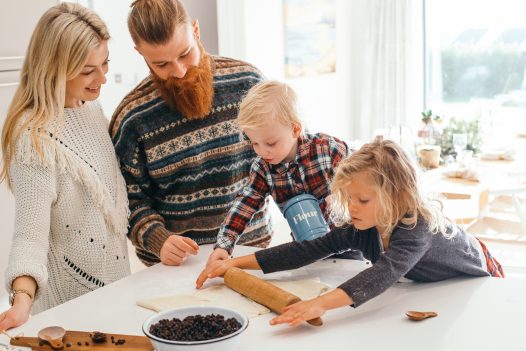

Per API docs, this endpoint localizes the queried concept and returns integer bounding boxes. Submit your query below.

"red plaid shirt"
[215,133,349,253]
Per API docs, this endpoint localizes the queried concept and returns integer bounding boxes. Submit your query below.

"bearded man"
[110,0,273,266]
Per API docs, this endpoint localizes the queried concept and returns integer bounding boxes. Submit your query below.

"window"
[424,0,526,146]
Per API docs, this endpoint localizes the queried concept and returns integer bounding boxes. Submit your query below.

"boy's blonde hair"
[0,2,109,188]
[238,81,303,132]
[330,138,453,238]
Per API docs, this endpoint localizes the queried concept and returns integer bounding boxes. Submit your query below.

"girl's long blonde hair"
[331,138,453,238]
[0,2,109,188]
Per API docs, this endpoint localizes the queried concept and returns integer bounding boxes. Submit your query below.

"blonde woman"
[0,3,130,330]
[197,138,503,327]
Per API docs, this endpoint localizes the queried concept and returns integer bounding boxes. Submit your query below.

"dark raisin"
[148,313,242,342]
[91,331,107,343]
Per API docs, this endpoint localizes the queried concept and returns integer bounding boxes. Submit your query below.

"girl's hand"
[269,289,353,327]
[270,298,327,327]
[195,259,233,289]
[0,299,32,331]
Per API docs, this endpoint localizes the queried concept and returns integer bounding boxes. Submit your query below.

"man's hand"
[159,234,199,266]
[206,248,229,266]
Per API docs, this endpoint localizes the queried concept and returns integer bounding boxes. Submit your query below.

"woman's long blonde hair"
[0,2,109,188]
[331,138,453,238]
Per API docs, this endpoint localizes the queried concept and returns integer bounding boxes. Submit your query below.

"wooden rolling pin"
[224,267,323,326]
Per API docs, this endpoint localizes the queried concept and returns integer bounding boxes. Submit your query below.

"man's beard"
[151,47,214,120]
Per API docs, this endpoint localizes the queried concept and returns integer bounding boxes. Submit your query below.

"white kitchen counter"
[2,245,524,351]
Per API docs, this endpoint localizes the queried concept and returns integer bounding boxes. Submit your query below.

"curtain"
[349,0,424,142]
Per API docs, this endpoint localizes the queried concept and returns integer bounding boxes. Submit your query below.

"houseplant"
[440,117,482,159]
[417,110,443,145]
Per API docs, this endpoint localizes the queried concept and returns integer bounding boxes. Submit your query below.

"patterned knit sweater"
[110,56,273,266]
[5,101,131,313]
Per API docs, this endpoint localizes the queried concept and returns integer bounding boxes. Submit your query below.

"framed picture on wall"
[283,0,336,79]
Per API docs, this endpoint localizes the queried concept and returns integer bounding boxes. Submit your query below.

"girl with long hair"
[196,137,503,326]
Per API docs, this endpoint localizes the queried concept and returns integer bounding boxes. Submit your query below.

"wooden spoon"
[406,311,438,321]
[37,326,65,350]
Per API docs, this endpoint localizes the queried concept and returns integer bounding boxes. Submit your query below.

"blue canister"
[283,194,330,241]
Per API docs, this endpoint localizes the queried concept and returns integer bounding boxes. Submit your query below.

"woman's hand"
[195,259,233,289]
[269,298,327,327]
[0,296,32,331]
[1,276,36,331]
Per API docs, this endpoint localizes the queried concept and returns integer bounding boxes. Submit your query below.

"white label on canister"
[292,210,318,225]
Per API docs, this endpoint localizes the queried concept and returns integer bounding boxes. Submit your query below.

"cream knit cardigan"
[5,101,131,313]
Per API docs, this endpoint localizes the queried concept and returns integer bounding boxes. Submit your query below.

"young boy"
[208,81,359,263]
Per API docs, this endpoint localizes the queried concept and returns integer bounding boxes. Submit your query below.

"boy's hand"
[269,298,327,327]
[206,248,229,266]
[195,259,233,289]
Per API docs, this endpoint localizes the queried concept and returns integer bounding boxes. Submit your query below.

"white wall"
[185,0,219,55]
[288,0,353,143]
[81,0,148,118]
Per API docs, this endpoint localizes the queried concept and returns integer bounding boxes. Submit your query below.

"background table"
[1,245,525,351]
[422,158,526,231]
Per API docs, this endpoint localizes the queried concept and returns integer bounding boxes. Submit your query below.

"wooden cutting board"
[10,330,153,350]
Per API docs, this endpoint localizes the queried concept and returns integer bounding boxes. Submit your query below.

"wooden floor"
[467,194,526,275]
[483,239,526,276]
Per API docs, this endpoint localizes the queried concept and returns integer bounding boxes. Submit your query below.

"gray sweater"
[255,219,489,307]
